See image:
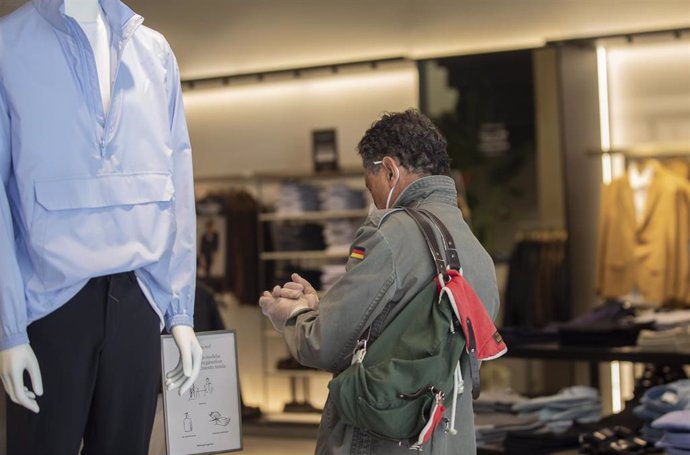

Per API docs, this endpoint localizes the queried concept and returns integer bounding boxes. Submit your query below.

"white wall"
[124,0,690,80]
[607,39,690,148]
[185,63,418,176]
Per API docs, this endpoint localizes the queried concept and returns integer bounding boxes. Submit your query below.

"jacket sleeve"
[0,81,29,350]
[157,44,196,330]
[282,224,397,373]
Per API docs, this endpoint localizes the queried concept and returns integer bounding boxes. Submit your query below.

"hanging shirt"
[0,0,197,350]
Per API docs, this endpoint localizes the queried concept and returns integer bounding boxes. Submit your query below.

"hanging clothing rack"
[588,147,690,160]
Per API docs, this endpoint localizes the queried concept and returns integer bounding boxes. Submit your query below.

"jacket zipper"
[102,16,143,156]
[64,15,143,158]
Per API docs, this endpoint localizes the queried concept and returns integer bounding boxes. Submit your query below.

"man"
[260,109,500,455]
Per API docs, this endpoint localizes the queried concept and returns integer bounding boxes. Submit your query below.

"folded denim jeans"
[657,431,690,450]
[640,380,690,415]
[652,410,690,432]
[539,402,602,422]
[666,447,690,455]
[513,386,600,413]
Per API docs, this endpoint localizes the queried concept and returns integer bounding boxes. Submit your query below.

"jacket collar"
[393,175,458,208]
[32,0,141,38]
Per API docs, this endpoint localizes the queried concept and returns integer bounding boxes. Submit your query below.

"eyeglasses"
[372,160,383,166]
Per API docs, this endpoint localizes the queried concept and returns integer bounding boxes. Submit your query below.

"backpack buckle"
[351,338,368,365]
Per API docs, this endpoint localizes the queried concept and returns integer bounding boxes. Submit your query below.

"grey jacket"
[283,175,500,455]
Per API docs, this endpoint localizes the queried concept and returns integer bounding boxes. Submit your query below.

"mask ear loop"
[385,163,400,209]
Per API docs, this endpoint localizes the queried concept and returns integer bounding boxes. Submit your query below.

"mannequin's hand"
[165,326,202,396]
[0,344,43,413]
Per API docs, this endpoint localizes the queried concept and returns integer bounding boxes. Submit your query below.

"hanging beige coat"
[596,161,690,305]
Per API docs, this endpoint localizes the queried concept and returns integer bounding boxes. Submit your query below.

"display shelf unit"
[503,342,690,387]
[259,208,369,222]
[478,342,690,454]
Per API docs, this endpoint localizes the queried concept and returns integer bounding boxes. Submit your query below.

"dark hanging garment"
[224,190,260,305]
[196,190,260,305]
[503,235,568,328]
[194,280,225,332]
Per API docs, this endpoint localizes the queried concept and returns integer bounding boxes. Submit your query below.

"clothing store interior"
[1,1,690,454]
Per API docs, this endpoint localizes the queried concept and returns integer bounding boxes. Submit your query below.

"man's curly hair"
[357,109,450,176]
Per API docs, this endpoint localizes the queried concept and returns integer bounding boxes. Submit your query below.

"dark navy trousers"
[7,272,161,455]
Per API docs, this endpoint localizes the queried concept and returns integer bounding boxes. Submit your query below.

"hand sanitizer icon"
[183,412,193,433]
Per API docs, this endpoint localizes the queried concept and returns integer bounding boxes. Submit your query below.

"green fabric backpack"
[327,208,467,449]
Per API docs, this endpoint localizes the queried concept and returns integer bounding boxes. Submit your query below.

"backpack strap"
[402,208,449,280]
[351,208,448,358]
[418,208,461,272]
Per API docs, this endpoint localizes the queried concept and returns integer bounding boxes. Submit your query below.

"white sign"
[161,330,243,455]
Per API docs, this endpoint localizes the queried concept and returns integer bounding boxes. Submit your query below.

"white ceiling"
[3,1,689,79]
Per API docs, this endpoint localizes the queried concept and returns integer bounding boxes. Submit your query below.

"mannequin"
[0,0,202,453]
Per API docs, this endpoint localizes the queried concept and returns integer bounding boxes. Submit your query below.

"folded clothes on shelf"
[474,389,527,414]
[652,410,690,454]
[513,386,600,413]
[319,184,366,211]
[512,386,602,432]
[637,326,690,352]
[564,299,636,327]
[276,182,321,213]
[633,380,690,423]
[475,413,542,446]
[323,219,360,250]
[636,309,690,331]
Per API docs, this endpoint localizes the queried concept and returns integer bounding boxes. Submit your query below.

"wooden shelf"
[260,250,349,261]
[260,209,368,222]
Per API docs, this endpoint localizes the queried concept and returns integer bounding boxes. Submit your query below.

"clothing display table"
[504,343,690,387]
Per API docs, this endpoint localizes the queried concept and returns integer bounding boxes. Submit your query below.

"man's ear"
[382,156,399,181]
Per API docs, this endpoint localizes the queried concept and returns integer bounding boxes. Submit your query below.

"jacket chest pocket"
[30,173,175,287]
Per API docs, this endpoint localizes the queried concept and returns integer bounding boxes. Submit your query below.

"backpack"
[327,208,506,449]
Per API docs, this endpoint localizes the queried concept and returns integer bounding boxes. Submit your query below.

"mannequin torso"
[65,0,111,113]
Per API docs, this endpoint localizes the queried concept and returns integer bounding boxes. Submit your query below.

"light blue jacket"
[0,0,196,350]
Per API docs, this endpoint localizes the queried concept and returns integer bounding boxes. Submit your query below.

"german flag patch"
[350,246,365,260]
